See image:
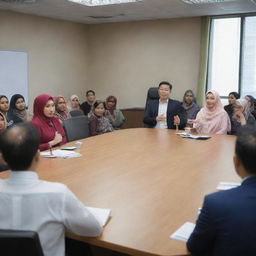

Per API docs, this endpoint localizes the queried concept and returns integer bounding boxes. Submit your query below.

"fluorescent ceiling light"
[68,0,140,6]
[182,0,226,4]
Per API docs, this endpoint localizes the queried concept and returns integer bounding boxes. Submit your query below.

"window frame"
[206,12,256,99]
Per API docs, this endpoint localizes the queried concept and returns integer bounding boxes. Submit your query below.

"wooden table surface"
[0,128,239,256]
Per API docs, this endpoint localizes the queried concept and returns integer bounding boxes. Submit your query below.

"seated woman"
[31,94,66,151]
[7,94,28,126]
[0,111,7,134]
[0,95,10,126]
[105,96,125,129]
[193,90,230,134]
[245,95,256,119]
[224,92,240,120]
[230,99,255,135]
[182,90,200,121]
[68,95,81,110]
[89,100,114,136]
[0,111,8,172]
[54,95,71,121]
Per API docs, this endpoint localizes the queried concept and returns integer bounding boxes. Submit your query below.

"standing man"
[80,90,96,116]
[0,122,103,256]
[187,125,256,256]
[143,81,187,129]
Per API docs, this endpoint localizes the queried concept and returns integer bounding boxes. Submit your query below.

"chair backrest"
[69,110,83,117]
[0,229,44,256]
[63,116,89,142]
[144,87,159,128]
[146,87,159,102]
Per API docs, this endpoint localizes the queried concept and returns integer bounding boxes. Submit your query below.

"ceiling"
[0,0,255,24]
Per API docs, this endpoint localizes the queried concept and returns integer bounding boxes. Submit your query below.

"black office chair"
[63,116,89,142]
[0,229,44,256]
[69,110,83,117]
[144,87,159,127]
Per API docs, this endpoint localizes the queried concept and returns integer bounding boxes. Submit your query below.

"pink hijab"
[200,90,225,120]
[194,90,231,134]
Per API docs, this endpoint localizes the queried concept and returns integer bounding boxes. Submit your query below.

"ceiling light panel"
[68,0,141,7]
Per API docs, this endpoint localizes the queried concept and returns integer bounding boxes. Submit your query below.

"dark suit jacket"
[143,99,187,129]
[187,176,256,256]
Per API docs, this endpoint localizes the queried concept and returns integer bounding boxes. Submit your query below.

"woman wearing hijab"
[89,100,114,136]
[245,95,256,119]
[193,90,231,134]
[182,90,200,121]
[0,95,9,119]
[54,95,71,121]
[0,111,8,171]
[0,111,7,134]
[105,96,125,129]
[7,94,28,126]
[230,98,256,135]
[30,94,66,151]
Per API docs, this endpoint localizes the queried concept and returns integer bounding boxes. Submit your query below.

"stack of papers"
[170,222,195,242]
[176,133,211,140]
[216,182,240,190]
[87,207,112,227]
[40,149,81,159]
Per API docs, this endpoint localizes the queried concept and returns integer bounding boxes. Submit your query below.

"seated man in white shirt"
[143,81,187,129]
[0,122,103,256]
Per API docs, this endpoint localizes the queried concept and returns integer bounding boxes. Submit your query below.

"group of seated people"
[0,91,125,151]
[143,81,256,135]
[1,82,256,151]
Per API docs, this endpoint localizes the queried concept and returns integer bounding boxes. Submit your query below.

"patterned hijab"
[54,95,70,121]
[9,94,28,121]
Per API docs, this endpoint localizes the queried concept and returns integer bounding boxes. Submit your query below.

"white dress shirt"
[155,99,168,129]
[0,171,103,256]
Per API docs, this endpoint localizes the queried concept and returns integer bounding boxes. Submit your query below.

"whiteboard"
[0,50,28,105]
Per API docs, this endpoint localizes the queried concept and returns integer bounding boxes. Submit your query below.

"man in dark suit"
[143,81,187,129]
[187,125,256,256]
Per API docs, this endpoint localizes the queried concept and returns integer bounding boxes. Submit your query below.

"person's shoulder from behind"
[36,179,69,194]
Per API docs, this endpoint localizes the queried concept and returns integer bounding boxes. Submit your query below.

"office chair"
[69,110,83,117]
[144,87,159,127]
[63,116,89,142]
[0,229,44,256]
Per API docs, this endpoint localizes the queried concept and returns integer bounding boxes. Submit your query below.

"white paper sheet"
[170,222,195,242]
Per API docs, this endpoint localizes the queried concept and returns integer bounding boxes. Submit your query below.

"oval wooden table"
[0,128,239,256]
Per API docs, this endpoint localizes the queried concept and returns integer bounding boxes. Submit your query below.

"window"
[207,15,256,99]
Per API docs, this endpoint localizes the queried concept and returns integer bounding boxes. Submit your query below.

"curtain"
[196,17,211,107]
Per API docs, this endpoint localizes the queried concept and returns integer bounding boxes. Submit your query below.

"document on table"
[40,149,81,159]
[216,182,240,190]
[170,222,195,242]
[176,133,211,140]
[87,207,112,227]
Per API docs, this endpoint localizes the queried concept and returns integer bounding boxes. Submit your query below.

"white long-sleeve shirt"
[0,171,103,256]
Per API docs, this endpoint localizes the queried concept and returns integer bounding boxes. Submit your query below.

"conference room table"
[0,128,239,256]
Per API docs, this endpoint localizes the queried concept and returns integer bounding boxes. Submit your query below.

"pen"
[49,146,53,155]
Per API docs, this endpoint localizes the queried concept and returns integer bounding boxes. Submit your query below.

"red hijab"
[31,94,66,150]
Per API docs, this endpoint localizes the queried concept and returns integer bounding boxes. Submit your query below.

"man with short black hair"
[80,90,96,115]
[143,81,187,129]
[187,124,256,256]
[0,123,103,256]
